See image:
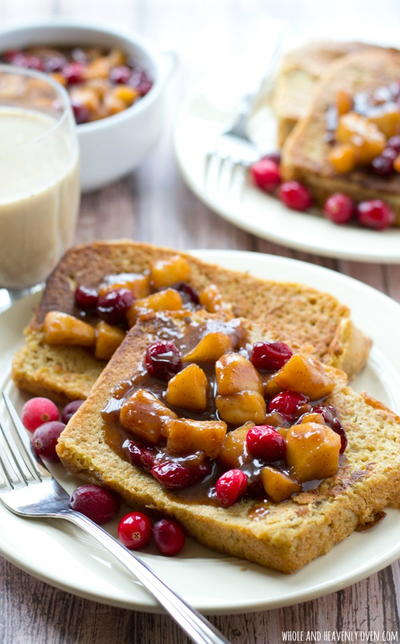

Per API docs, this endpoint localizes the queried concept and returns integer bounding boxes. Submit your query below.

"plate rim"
[1,248,400,614]
[174,88,400,263]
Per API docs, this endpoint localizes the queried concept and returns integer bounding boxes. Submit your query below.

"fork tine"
[0,443,15,488]
[2,393,42,481]
[0,417,28,485]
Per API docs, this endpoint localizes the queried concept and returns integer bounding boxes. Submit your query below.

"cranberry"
[279,181,312,211]
[387,135,400,153]
[21,397,60,432]
[175,282,200,304]
[7,52,43,70]
[250,341,292,371]
[71,101,90,125]
[118,511,152,549]
[323,193,355,224]
[110,65,132,84]
[62,62,85,85]
[2,49,20,63]
[75,285,98,310]
[130,69,152,96]
[250,159,281,192]
[215,469,248,507]
[124,439,155,470]
[357,200,394,231]
[32,421,65,461]
[314,405,347,453]
[61,399,84,424]
[153,518,185,556]
[261,151,281,165]
[43,55,66,73]
[151,460,208,489]
[246,425,286,461]
[371,148,397,176]
[268,391,310,423]
[145,341,182,380]
[70,484,120,524]
[97,288,134,325]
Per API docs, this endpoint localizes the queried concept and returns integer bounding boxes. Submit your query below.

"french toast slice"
[12,241,370,403]
[280,49,400,223]
[57,312,400,573]
[272,41,383,146]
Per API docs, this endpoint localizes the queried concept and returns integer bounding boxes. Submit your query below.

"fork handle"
[62,510,229,644]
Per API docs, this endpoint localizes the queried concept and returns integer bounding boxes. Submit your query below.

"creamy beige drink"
[0,107,79,289]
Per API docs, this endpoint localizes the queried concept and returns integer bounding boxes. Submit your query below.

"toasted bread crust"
[56,315,400,573]
[280,50,400,223]
[12,241,371,402]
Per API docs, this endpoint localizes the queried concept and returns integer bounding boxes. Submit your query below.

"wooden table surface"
[1,1,400,642]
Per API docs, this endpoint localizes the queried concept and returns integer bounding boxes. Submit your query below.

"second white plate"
[174,80,400,263]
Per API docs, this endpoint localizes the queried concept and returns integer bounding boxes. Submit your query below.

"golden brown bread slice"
[272,41,384,145]
[280,49,400,223]
[57,313,400,573]
[12,240,370,403]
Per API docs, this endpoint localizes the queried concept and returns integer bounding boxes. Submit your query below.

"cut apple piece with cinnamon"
[183,332,233,362]
[127,288,183,325]
[150,255,191,289]
[99,272,150,298]
[95,321,125,360]
[218,422,253,468]
[198,284,233,315]
[43,311,95,347]
[165,417,227,458]
[264,354,335,399]
[165,364,208,411]
[120,389,177,444]
[216,391,266,425]
[216,353,262,395]
[261,467,301,502]
[286,422,341,482]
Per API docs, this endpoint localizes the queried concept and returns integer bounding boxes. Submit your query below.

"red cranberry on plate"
[70,484,120,524]
[250,341,292,371]
[151,460,208,489]
[144,341,182,380]
[250,159,281,193]
[387,135,400,153]
[313,404,347,453]
[261,151,281,165]
[71,101,91,125]
[118,511,152,549]
[21,397,59,432]
[75,285,99,310]
[153,518,186,556]
[371,148,397,176]
[97,288,134,325]
[279,181,312,211]
[175,282,200,304]
[124,439,156,470]
[61,399,84,424]
[32,421,65,461]
[246,425,286,461]
[357,199,394,231]
[268,391,310,423]
[110,65,132,84]
[215,469,248,507]
[324,193,355,224]
[62,61,85,85]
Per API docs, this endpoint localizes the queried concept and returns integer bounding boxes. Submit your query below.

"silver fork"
[0,392,229,644]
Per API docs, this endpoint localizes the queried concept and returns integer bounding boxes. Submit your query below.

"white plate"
[174,80,400,263]
[1,250,400,614]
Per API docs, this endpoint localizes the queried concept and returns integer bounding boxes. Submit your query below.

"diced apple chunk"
[120,389,177,444]
[165,364,208,411]
[183,332,233,362]
[99,272,150,298]
[261,466,301,502]
[127,288,183,325]
[95,321,125,360]
[218,423,253,468]
[216,353,262,395]
[216,391,266,425]
[264,354,335,399]
[286,422,341,483]
[150,255,191,289]
[165,417,227,458]
[198,284,233,315]
[43,311,95,347]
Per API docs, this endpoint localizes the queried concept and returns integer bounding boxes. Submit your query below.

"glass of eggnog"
[0,63,79,294]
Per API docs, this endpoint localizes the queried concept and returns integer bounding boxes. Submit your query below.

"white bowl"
[0,20,176,191]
